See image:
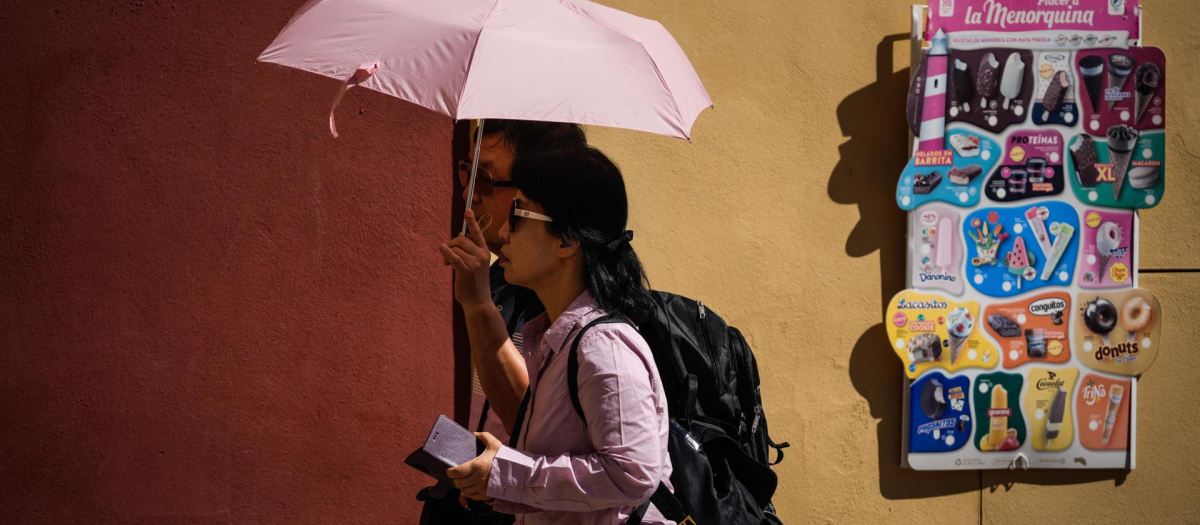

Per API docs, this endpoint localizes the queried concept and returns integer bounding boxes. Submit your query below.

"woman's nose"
[498,219,511,242]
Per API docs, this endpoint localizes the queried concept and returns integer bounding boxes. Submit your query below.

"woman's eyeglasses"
[458,160,517,196]
[509,198,554,229]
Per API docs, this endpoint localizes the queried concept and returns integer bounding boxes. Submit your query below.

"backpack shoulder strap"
[566,314,629,426]
[625,483,694,525]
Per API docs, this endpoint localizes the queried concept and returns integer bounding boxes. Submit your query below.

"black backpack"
[565,291,789,525]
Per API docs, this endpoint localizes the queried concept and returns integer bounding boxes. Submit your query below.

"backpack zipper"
[750,405,762,435]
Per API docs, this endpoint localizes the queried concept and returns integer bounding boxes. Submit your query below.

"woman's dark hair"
[511,146,654,322]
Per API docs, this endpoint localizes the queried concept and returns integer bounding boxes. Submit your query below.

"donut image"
[1082,298,1118,337]
[1122,297,1154,335]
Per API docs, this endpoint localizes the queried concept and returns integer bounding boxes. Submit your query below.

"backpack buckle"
[679,517,697,525]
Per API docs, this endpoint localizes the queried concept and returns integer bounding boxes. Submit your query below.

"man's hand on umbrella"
[439,210,492,309]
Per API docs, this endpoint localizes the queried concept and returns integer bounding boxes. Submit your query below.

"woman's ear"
[556,238,580,259]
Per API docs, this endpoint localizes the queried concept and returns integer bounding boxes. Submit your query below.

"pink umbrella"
[257,0,712,140]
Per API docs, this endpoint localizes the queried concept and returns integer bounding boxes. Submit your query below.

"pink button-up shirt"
[486,291,674,525]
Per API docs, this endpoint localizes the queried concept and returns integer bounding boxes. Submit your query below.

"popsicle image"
[918,30,949,152]
[1100,385,1125,446]
[1039,223,1075,281]
[1107,53,1135,110]
[953,59,973,113]
[1095,221,1123,280]
[1107,125,1139,200]
[936,216,954,271]
[987,385,1010,450]
[1045,387,1067,441]
[1000,53,1026,112]
[1041,70,1070,121]
[1135,62,1161,125]
[1079,55,1105,113]
[1024,207,1054,260]
[977,53,1000,109]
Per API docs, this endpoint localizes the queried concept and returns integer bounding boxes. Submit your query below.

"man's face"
[460,133,516,254]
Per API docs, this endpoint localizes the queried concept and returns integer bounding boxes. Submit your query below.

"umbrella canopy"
[258,0,712,139]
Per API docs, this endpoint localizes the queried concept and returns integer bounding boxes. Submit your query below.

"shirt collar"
[528,290,601,355]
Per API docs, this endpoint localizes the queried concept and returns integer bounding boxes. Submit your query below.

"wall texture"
[584,0,1199,523]
[1,2,455,524]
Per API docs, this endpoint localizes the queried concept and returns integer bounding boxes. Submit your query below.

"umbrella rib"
[455,0,503,118]
[556,3,685,132]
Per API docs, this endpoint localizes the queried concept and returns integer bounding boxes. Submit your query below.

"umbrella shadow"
[832,34,1128,500]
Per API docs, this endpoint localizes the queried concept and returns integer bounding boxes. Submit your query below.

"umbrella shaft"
[461,119,487,236]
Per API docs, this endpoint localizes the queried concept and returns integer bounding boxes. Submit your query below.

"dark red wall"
[1,3,455,523]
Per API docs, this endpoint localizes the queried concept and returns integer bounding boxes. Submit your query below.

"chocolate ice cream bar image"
[977,53,1000,109]
[1135,62,1161,125]
[1042,70,1070,121]
[913,171,943,194]
[948,165,983,185]
[1079,55,1105,113]
[953,59,974,113]
[1046,387,1067,441]
[987,313,1022,338]
[1070,135,1102,187]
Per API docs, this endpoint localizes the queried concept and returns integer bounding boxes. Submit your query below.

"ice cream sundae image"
[1082,297,1119,345]
[946,307,974,365]
[1107,53,1134,110]
[1135,62,1161,125]
[1095,221,1123,280]
[1107,125,1139,200]
[1079,55,1105,112]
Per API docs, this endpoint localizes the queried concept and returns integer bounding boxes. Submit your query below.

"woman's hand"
[439,211,493,309]
[447,431,503,503]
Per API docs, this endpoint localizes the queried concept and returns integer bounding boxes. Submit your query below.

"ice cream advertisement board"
[895,0,1162,471]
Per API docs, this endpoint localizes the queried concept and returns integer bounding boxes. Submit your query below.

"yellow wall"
[586,0,1199,522]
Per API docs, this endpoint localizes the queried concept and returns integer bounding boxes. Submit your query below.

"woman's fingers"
[439,245,469,273]
[464,210,488,249]
[447,235,488,264]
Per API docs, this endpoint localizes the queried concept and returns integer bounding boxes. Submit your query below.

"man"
[459,120,587,444]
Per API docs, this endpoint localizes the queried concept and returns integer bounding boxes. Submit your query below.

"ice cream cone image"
[946,307,974,366]
[1107,53,1134,110]
[1079,55,1105,113]
[1106,125,1139,200]
[1095,221,1122,282]
[1134,63,1161,125]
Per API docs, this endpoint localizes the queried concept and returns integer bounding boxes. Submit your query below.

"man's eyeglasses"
[458,160,517,196]
[509,198,553,229]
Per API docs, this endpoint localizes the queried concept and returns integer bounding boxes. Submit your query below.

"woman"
[439,146,674,524]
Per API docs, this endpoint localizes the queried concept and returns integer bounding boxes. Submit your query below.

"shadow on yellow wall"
[831,33,1126,500]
